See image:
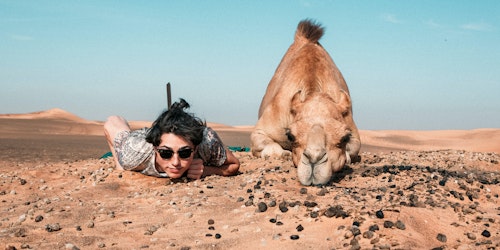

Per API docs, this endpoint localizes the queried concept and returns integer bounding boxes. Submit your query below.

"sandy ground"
[1,109,499,249]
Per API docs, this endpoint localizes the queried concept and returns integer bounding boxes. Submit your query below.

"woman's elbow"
[224,159,240,176]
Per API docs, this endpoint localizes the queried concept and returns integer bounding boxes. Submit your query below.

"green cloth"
[228,146,250,152]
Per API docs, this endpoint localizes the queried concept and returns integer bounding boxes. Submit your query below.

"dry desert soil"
[1,109,499,249]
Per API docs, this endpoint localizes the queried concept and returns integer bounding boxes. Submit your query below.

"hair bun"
[170,98,190,110]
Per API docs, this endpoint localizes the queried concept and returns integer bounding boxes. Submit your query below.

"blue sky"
[1,0,499,130]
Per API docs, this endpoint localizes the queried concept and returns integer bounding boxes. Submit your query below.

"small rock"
[324,205,348,218]
[310,211,319,218]
[215,233,221,239]
[245,199,254,206]
[351,226,361,236]
[208,219,215,225]
[344,230,353,239]
[296,224,304,232]
[369,224,380,232]
[279,201,288,213]
[363,230,374,239]
[18,214,26,223]
[481,230,491,238]
[466,232,476,240]
[35,215,44,222]
[257,202,268,212]
[436,233,447,242]
[316,188,328,196]
[290,234,299,240]
[65,243,80,250]
[303,201,317,208]
[383,221,394,228]
[45,223,62,232]
[395,220,406,230]
[375,210,384,219]
[268,200,276,207]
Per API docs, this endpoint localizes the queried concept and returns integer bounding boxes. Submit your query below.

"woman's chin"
[166,169,184,179]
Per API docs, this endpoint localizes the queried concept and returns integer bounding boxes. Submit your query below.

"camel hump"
[295,19,324,43]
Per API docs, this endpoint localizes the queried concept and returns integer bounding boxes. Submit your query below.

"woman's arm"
[202,149,240,177]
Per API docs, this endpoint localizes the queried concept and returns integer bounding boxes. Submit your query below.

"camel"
[251,19,361,185]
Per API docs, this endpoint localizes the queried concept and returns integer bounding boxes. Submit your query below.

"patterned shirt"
[114,127,227,177]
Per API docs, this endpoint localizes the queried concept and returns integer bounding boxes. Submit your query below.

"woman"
[104,99,240,179]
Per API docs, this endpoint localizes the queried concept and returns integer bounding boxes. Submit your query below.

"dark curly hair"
[146,99,206,147]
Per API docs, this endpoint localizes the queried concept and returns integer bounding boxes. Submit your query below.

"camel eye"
[285,129,296,142]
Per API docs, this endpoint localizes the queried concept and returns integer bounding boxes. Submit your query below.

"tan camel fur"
[251,19,361,185]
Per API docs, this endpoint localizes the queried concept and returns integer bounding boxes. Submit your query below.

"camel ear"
[338,90,351,116]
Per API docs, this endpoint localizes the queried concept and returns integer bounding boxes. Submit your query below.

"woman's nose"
[170,154,180,166]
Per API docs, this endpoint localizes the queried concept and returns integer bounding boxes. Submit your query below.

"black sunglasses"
[156,147,193,160]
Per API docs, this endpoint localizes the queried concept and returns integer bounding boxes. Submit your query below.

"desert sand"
[1,109,499,249]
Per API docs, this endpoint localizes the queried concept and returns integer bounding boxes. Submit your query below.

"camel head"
[286,91,353,185]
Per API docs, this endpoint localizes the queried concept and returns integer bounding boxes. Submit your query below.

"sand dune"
[1,108,498,154]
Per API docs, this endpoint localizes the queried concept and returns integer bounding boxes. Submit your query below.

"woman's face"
[154,133,195,178]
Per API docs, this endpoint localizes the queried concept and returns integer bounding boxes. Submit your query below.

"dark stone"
[375,210,384,219]
[35,215,44,222]
[257,202,268,212]
[383,221,394,228]
[279,201,288,213]
[324,205,348,218]
[395,220,406,230]
[481,230,491,238]
[369,224,380,232]
[436,233,447,242]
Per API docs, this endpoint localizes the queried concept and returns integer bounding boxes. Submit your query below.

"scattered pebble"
[45,223,62,232]
[481,230,491,238]
[383,221,394,228]
[363,230,374,239]
[257,202,268,212]
[395,220,406,230]
[436,233,447,242]
[279,201,288,213]
[369,224,380,232]
[35,215,44,222]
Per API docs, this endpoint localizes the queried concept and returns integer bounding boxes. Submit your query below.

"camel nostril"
[303,149,326,165]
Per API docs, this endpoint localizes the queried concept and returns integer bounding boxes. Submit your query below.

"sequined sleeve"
[196,127,227,167]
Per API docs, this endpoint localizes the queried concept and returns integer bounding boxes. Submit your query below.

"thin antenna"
[166,82,172,109]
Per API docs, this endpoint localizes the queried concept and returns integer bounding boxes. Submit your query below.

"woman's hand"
[187,158,204,179]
